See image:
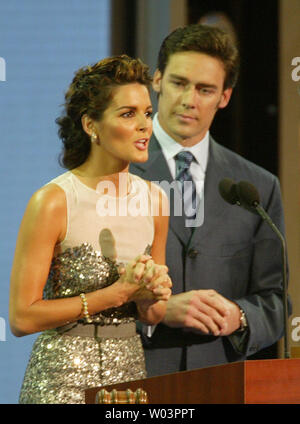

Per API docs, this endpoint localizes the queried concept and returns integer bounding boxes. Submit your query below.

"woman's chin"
[131,152,149,163]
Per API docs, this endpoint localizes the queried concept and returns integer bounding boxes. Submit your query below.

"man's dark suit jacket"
[130,134,288,377]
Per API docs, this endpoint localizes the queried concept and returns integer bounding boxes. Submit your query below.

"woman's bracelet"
[79,293,92,323]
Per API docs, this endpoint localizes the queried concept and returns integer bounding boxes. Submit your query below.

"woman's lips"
[134,138,149,150]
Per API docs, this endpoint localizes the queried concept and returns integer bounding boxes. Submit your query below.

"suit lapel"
[188,137,235,244]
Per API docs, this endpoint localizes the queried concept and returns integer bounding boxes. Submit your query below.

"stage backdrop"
[0,0,111,403]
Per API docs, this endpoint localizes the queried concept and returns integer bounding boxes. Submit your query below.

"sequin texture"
[19,244,146,404]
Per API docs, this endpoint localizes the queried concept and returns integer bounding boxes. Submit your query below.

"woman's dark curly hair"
[56,55,152,170]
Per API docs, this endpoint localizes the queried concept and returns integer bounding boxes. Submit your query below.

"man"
[130,24,288,376]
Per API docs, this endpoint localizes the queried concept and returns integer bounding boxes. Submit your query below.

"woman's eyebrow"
[115,105,152,111]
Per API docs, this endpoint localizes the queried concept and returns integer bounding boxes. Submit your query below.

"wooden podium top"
[85,359,300,404]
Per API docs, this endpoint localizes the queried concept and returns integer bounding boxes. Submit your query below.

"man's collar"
[153,113,210,172]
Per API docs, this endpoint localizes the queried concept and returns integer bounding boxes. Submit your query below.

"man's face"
[153,51,232,146]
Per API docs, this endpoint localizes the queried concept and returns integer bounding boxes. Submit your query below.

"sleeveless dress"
[19,171,156,404]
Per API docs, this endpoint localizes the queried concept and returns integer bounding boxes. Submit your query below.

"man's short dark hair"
[157,24,240,89]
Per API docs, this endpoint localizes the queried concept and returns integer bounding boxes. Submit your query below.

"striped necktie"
[175,151,198,221]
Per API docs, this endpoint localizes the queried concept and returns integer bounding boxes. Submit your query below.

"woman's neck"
[71,161,130,195]
[70,145,132,195]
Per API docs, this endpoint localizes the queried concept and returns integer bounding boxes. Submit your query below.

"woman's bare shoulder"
[25,182,67,219]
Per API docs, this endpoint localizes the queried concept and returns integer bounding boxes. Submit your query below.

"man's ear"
[218,87,233,109]
[152,69,163,93]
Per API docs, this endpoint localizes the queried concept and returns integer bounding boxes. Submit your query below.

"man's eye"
[172,80,184,86]
[145,111,153,118]
[200,88,214,94]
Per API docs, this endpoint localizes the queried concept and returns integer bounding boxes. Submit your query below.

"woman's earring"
[91,132,100,145]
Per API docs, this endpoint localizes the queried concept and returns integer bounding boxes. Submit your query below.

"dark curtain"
[111,0,137,57]
[188,0,279,177]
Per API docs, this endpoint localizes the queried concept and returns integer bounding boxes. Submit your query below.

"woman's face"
[93,83,153,165]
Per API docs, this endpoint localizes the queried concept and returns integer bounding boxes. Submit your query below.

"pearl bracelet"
[79,293,92,324]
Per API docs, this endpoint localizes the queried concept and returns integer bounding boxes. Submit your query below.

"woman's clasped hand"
[118,254,172,302]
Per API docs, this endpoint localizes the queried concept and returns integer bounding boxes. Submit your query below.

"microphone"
[99,228,117,261]
[235,180,290,359]
[218,178,241,205]
[237,180,287,242]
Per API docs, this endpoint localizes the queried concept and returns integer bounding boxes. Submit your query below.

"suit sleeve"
[228,176,291,356]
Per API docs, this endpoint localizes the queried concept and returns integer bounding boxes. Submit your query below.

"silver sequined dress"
[19,172,157,404]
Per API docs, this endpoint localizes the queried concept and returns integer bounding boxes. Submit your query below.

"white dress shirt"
[153,113,210,200]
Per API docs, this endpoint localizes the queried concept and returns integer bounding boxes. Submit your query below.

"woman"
[9,55,171,404]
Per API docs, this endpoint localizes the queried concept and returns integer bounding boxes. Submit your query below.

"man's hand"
[163,290,241,336]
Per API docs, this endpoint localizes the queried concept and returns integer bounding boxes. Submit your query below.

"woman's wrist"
[137,300,167,325]
[107,279,138,307]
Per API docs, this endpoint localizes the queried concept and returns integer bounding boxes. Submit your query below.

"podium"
[85,359,300,404]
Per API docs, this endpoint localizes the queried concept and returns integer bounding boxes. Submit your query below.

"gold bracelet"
[79,293,92,323]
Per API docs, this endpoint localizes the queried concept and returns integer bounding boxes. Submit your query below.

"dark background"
[188,0,279,177]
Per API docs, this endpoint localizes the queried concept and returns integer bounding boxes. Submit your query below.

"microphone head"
[237,181,260,208]
[219,178,240,205]
[99,228,117,261]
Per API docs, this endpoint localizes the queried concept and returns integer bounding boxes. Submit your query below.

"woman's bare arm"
[9,184,149,336]
[135,184,172,324]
